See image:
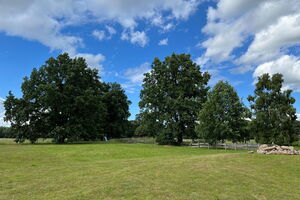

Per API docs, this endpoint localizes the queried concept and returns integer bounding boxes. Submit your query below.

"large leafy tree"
[248,73,297,145]
[196,81,250,145]
[139,53,210,144]
[102,82,131,138]
[4,53,108,143]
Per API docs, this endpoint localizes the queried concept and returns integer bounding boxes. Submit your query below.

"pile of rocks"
[257,144,300,155]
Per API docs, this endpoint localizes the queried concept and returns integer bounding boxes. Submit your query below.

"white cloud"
[253,55,300,91]
[0,98,9,127]
[0,0,200,52]
[122,62,151,93]
[200,0,300,88]
[158,38,168,46]
[74,53,105,71]
[201,0,300,64]
[296,113,300,120]
[239,14,300,65]
[121,30,149,47]
[230,65,254,74]
[92,30,106,40]
[106,25,116,35]
[124,62,151,84]
[194,56,209,69]
[92,26,117,41]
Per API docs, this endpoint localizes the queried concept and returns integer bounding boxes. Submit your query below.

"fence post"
[235,143,237,150]
[225,143,227,150]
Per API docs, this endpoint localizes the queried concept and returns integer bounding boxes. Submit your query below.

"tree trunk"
[177,133,183,144]
[57,136,65,144]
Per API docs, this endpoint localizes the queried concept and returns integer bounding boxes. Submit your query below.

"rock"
[257,144,300,155]
[248,151,254,154]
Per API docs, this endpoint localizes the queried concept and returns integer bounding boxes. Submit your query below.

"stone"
[257,144,300,155]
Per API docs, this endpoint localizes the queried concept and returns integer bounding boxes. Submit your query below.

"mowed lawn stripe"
[0,143,299,200]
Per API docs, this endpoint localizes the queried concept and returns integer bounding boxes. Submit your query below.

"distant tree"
[134,112,161,138]
[293,120,300,143]
[125,120,140,138]
[293,120,300,135]
[0,126,12,138]
[139,53,210,144]
[4,53,108,143]
[248,73,297,145]
[102,82,131,138]
[196,81,250,145]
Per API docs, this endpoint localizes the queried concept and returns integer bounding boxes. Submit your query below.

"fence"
[111,137,259,150]
[110,137,156,144]
[188,142,259,150]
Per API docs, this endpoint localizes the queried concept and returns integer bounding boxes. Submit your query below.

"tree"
[139,53,210,144]
[102,82,131,138]
[4,53,108,143]
[134,112,161,138]
[196,81,250,145]
[0,126,12,138]
[248,73,297,145]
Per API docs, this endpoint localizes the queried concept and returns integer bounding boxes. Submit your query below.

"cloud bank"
[200,0,300,90]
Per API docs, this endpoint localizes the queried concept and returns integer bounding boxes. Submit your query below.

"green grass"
[0,139,299,200]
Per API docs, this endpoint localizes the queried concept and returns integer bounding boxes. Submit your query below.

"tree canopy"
[0,126,12,138]
[138,53,210,144]
[196,81,250,145]
[102,82,131,138]
[248,73,297,145]
[4,53,130,143]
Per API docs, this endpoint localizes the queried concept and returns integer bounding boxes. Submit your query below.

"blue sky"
[1,0,300,125]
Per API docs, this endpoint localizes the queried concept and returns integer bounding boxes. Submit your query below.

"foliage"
[0,126,12,138]
[102,82,131,138]
[248,73,297,145]
[125,120,140,138]
[4,53,130,143]
[134,112,161,137]
[196,81,250,145]
[139,53,210,144]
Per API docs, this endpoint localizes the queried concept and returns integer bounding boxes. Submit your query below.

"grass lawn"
[0,139,299,200]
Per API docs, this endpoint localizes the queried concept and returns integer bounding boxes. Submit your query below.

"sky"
[1,0,300,126]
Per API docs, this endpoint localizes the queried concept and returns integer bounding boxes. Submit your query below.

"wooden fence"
[111,137,259,150]
[188,142,259,150]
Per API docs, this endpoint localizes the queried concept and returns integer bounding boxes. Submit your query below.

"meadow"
[0,139,300,200]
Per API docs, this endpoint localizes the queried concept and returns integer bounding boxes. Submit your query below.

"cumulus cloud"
[121,30,149,47]
[92,30,106,40]
[92,25,117,41]
[239,14,300,65]
[199,0,300,92]
[0,0,200,52]
[106,25,116,35]
[74,53,105,71]
[124,62,151,84]
[254,55,300,91]
[201,0,300,65]
[158,38,168,46]
[122,62,151,93]
[230,65,254,74]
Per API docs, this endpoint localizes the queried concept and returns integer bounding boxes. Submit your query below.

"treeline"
[3,53,299,145]
[134,54,298,145]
